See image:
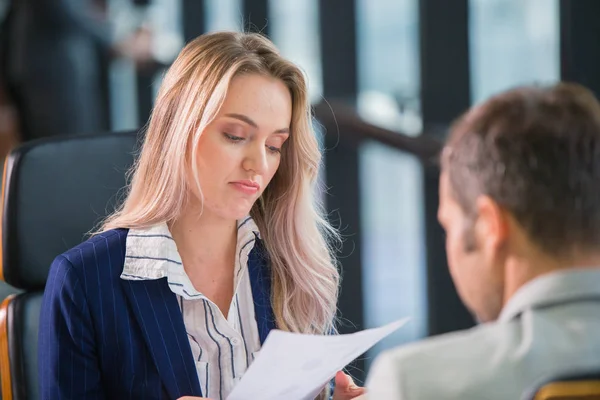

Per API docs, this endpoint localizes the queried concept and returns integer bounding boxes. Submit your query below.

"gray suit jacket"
[366,269,600,399]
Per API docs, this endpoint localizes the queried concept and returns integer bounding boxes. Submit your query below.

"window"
[108,0,184,131]
[357,0,421,134]
[269,0,323,102]
[359,141,428,366]
[205,0,242,32]
[356,0,427,368]
[357,0,427,368]
[470,0,560,103]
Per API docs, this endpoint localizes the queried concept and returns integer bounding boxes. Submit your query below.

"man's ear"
[474,195,508,252]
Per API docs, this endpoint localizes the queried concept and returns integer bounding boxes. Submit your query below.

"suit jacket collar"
[248,236,277,343]
[121,277,202,398]
[499,268,600,322]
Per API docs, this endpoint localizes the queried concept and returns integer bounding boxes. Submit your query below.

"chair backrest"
[0,132,140,400]
[528,371,600,400]
[534,380,600,400]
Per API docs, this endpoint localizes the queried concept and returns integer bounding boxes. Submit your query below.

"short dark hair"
[442,82,600,257]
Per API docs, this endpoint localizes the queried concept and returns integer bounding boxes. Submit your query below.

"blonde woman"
[38,32,365,400]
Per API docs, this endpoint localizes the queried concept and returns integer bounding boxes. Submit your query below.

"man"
[366,83,600,399]
[3,0,153,141]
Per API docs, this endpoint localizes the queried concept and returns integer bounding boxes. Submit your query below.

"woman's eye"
[267,145,281,154]
[224,133,244,142]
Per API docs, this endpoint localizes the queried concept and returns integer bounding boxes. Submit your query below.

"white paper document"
[227,318,409,400]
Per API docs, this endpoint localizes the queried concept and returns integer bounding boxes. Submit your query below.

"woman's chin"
[218,205,255,222]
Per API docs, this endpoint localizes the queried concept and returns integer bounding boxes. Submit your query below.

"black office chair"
[0,282,19,307]
[0,132,140,400]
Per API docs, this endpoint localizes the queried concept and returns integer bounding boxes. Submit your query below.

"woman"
[38,31,365,400]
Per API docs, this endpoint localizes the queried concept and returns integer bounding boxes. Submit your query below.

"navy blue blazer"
[38,228,276,399]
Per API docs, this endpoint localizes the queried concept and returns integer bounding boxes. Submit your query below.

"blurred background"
[0,0,598,386]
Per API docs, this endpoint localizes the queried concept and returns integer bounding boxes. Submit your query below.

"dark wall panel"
[560,0,600,97]
[419,0,475,335]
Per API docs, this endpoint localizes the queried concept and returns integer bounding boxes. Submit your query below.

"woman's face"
[193,73,292,220]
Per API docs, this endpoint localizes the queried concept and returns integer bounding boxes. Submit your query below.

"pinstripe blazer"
[38,228,276,400]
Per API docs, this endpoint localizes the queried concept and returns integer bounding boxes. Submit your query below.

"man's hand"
[113,27,154,69]
[332,371,366,400]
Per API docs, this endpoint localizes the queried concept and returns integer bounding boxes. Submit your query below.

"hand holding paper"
[227,318,409,400]
[332,371,366,400]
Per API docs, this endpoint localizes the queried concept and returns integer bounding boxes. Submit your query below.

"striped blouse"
[120,217,262,400]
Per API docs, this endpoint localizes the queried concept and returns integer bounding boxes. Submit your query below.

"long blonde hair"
[100,32,340,335]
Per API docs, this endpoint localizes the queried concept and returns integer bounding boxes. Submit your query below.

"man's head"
[439,83,600,322]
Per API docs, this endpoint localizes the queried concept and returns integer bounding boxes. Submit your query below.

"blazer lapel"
[248,237,276,344]
[122,278,203,399]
